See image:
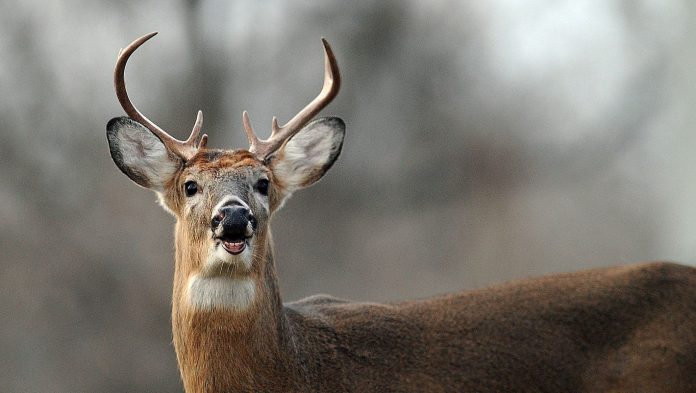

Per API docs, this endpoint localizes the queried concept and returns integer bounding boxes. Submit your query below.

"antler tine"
[243,38,341,160]
[198,134,209,149]
[242,111,261,153]
[186,110,204,144]
[190,110,208,148]
[115,32,205,160]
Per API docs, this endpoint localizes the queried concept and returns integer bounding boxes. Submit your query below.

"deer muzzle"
[211,202,255,255]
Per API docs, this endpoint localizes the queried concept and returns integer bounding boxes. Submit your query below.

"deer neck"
[171,224,295,392]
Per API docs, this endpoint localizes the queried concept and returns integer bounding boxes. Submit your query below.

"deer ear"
[270,117,345,193]
[106,117,181,191]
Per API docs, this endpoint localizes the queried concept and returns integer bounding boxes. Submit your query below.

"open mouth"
[220,237,248,255]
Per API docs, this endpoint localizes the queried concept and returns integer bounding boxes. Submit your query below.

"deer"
[106,32,696,393]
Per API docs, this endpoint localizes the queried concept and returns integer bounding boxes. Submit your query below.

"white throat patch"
[187,275,256,311]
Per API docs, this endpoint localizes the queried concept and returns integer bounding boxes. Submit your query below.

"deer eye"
[184,181,198,197]
[256,178,269,196]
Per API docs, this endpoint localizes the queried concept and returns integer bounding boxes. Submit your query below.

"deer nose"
[211,205,254,238]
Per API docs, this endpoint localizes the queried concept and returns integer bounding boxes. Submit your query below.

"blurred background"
[2,0,696,391]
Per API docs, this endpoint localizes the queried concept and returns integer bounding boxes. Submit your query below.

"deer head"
[106,32,344,312]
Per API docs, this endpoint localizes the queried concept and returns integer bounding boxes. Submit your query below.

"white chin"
[202,241,253,274]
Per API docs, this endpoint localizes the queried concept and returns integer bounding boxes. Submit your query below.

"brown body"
[107,33,696,392]
[172,251,696,392]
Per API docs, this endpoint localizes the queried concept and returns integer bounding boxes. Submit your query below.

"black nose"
[211,205,253,238]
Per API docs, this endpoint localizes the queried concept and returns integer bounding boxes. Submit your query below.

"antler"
[242,38,341,161]
[115,32,207,160]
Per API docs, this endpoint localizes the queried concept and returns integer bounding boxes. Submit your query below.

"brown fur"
[112,141,696,392]
[172,227,696,392]
[164,152,696,392]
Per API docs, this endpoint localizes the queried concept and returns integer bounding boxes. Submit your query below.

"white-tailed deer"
[107,32,696,393]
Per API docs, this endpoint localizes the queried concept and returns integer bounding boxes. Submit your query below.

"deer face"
[107,116,344,277]
[105,33,343,310]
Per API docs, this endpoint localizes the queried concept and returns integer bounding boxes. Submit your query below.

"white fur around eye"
[182,180,203,211]
[251,179,270,213]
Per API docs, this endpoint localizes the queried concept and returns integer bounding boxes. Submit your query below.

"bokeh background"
[2,0,696,391]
